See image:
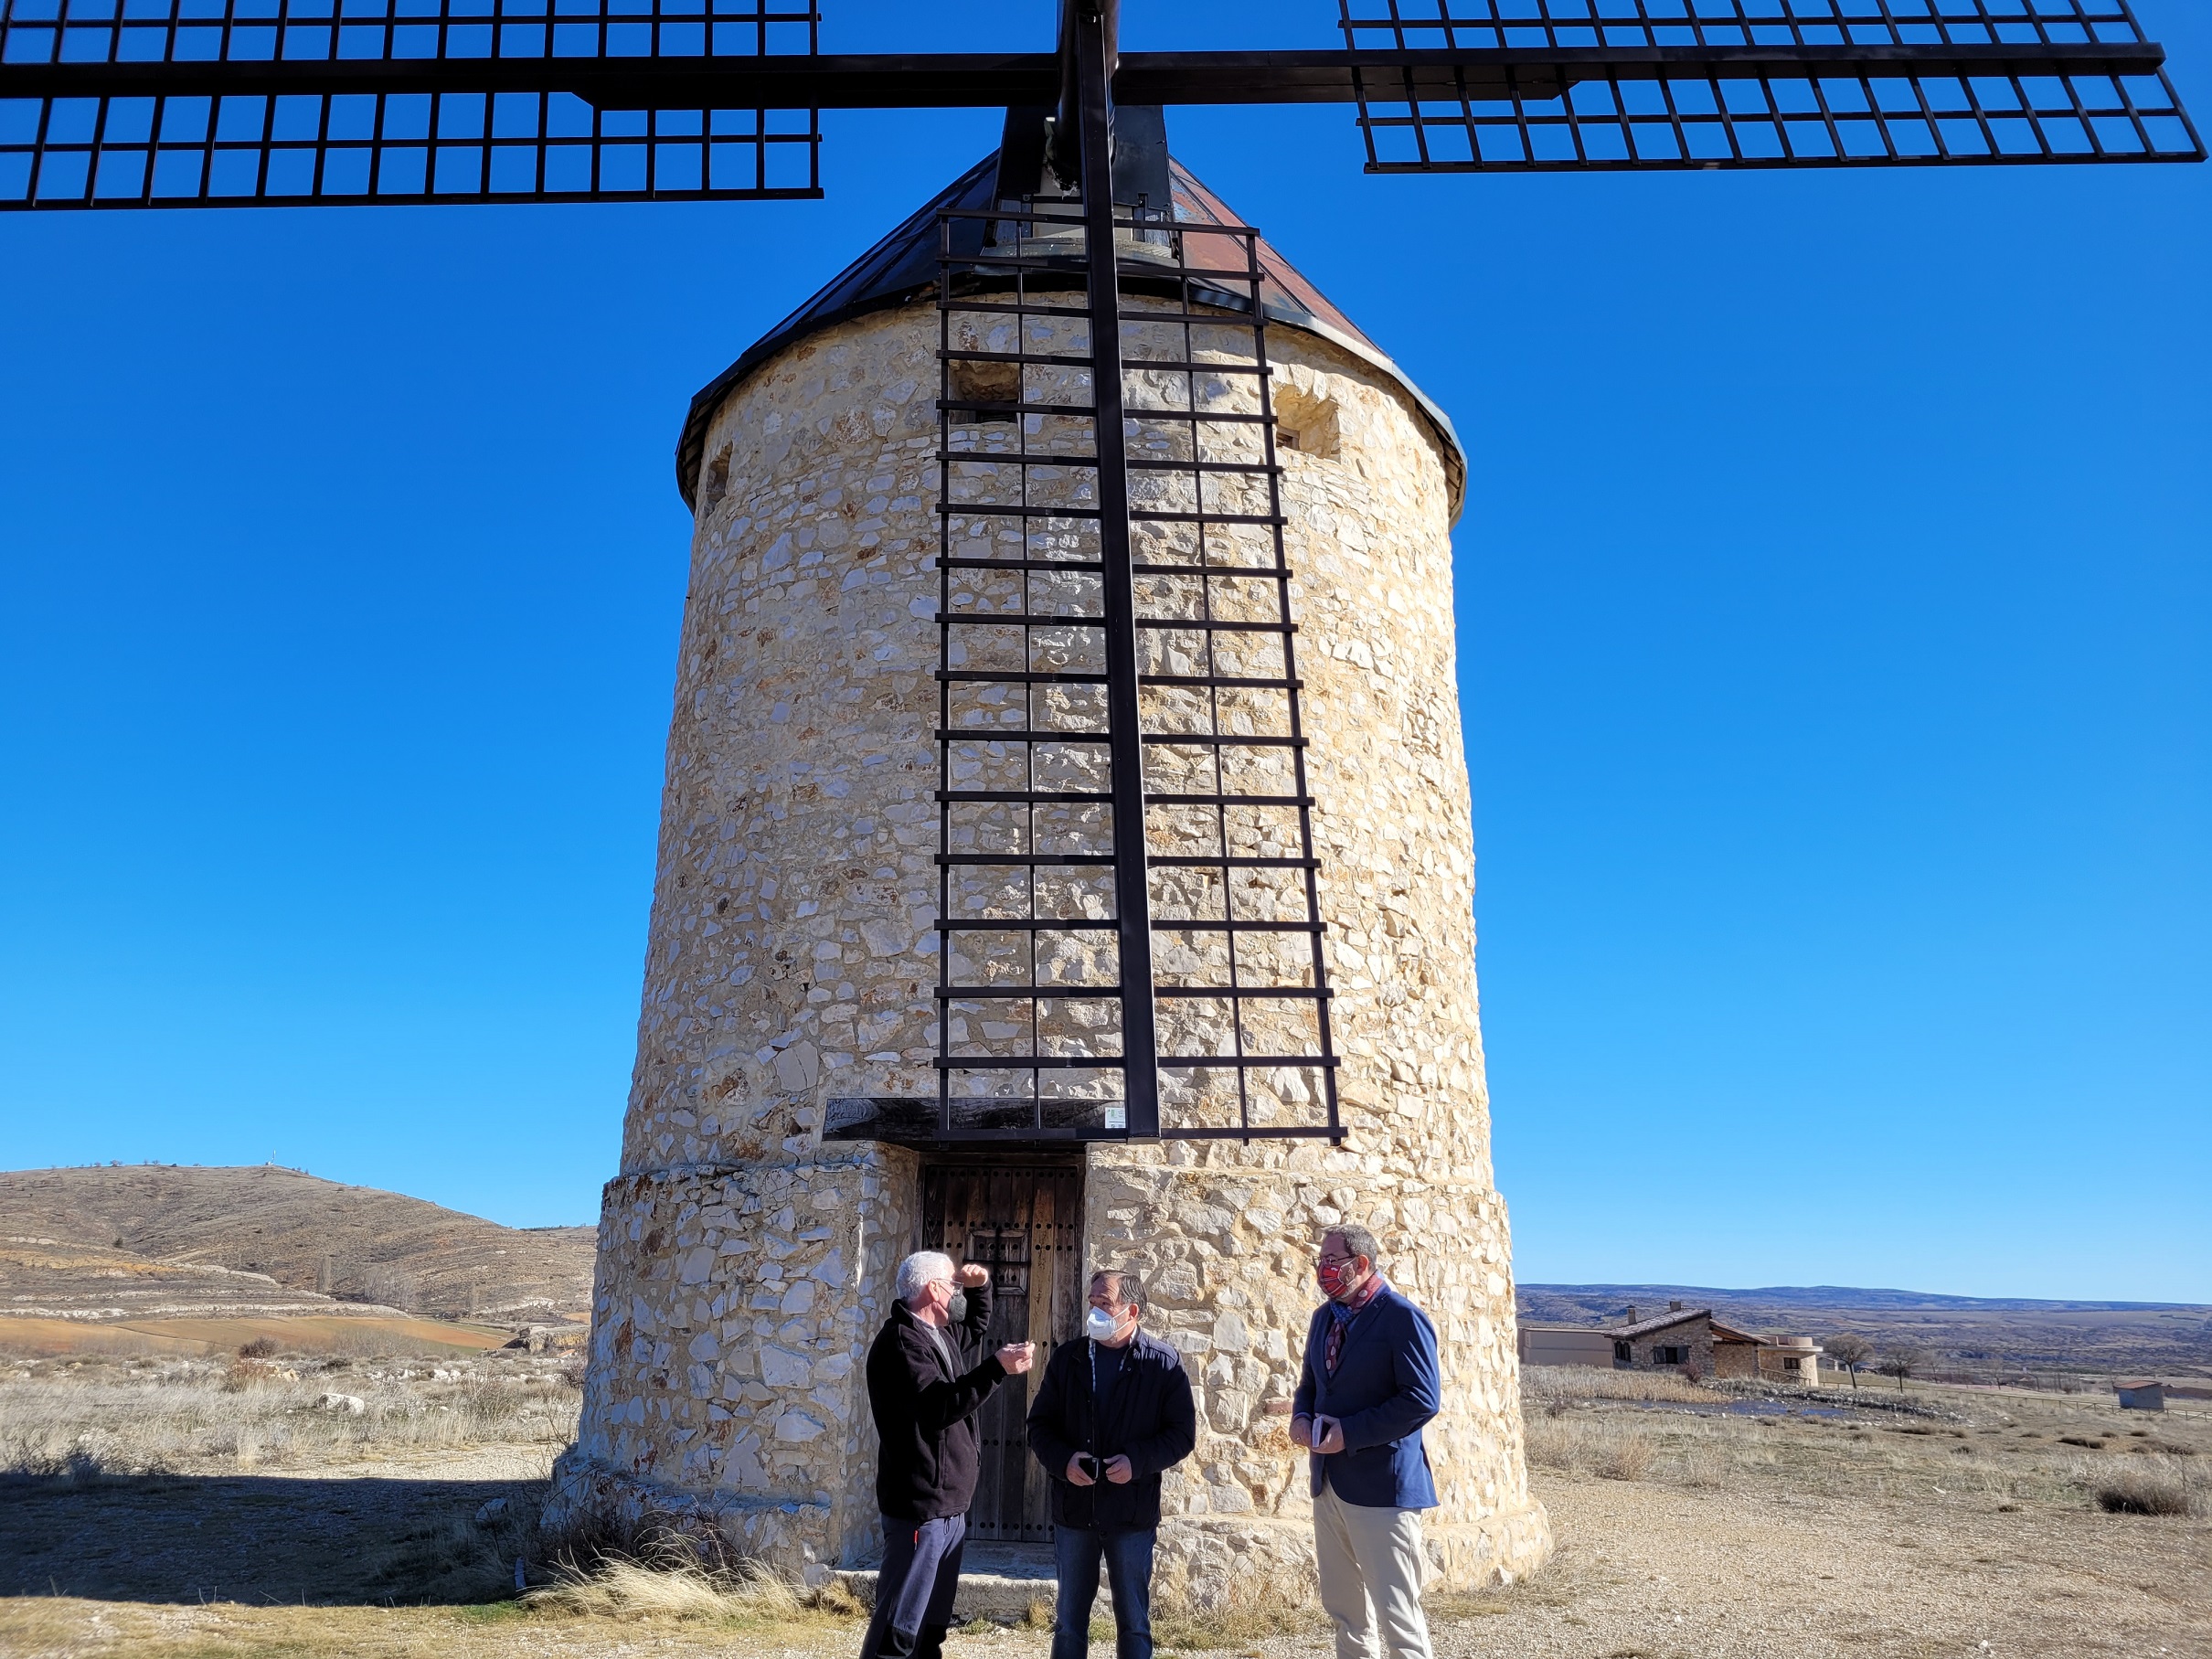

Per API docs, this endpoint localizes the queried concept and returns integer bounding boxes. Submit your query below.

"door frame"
[914,1154,1086,1545]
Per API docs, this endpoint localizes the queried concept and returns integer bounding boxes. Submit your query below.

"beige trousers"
[1312,1480,1432,1659]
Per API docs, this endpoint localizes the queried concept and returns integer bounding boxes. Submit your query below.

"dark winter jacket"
[1025,1327,1196,1531]
[866,1280,1008,1522]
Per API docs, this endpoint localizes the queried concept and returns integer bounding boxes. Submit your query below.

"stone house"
[543,128,1551,1596]
[1714,1327,1824,1384]
[1609,1306,1716,1374]
[1596,1307,1824,1384]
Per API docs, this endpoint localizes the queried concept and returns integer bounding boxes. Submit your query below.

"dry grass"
[2093,1460,2204,1516]
[526,1555,812,1622]
[1519,1366,1716,1408]
[0,1354,580,1475]
[3,1360,2207,1659]
[1149,1555,1326,1649]
[1524,1414,1660,1482]
[1515,1372,2212,1518]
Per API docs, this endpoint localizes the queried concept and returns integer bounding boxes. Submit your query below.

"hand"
[1103,1454,1133,1485]
[995,1341,1036,1375]
[1066,1453,1096,1487]
[956,1264,992,1289]
[1313,1416,1345,1455]
[1290,1415,1313,1450]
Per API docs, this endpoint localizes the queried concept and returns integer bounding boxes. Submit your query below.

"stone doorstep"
[835,1554,1108,1623]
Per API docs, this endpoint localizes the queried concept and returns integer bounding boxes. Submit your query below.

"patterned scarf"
[1323,1274,1388,1375]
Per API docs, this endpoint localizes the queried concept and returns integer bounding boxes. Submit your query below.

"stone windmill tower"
[546,111,1550,1591]
[17,0,2194,1608]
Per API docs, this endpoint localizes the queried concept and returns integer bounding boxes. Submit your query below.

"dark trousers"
[1051,1525,1155,1659]
[860,1513,967,1659]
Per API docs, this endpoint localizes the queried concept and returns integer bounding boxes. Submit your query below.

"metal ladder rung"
[935,728,1112,744]
[1138,674,1303,692]
[935,918,1119,932]
[1153,984,1333,1000]
[935,787,1113,803]
[934,1056,1131,1070]
[934,669,1110,686]
[937,557,1107,572]
[1156,1054,1342,1069]
[934,854,1116,867]
[936,984,1125,998]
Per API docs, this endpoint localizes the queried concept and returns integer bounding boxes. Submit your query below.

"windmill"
[8,0,2198,1585]
[5,1,2201,1150]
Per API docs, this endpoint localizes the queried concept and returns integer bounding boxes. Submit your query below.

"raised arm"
[952,1271,994,1353]
[901,1337,1008,1432]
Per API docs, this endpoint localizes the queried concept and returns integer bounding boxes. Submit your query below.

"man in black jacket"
[1026,1269,1196,1659]
[861,1249,1035,1659]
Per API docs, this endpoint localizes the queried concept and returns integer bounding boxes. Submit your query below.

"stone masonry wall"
[557,291,1551,1590]
[548,1143,918,1577]
[1622,1316,1714,1376]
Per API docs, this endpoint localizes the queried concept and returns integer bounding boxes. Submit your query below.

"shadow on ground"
[0,1473,548,1605]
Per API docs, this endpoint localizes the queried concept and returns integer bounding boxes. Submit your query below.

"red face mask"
[1316,1260,1352,1299]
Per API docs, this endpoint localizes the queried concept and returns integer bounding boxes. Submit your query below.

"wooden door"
[917,1163,1083,1544]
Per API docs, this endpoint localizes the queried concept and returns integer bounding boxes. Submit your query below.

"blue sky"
[1,2,2205,1303]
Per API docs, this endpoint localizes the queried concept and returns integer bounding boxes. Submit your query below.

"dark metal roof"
[675,149,1466,520]
[1611,1308,1714,1340]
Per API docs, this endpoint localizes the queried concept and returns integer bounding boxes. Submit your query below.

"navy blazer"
[1291,1281,1441,1509]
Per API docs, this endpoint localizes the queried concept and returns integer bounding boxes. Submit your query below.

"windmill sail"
[5,0,2198,208]
[0,0,824,206]
[1335,0,2204,171]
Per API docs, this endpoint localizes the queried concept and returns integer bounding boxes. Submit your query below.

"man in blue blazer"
[1291,1224,1441,1659]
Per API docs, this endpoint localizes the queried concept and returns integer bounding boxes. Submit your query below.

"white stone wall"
[548,1144,920,1573]
[557,293,1550,1588]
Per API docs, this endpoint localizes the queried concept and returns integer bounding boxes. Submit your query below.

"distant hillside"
[1518,1282,2212,1381]
[0,1165,594,1324]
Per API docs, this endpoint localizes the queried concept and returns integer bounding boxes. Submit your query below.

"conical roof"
[675,152,1466,520]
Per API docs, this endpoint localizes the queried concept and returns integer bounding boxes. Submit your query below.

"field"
[0,1315,516,1361]
[1519,1284,2212,1386]
[4,1351,2207,1659]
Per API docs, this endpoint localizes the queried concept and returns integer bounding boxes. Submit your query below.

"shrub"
[2096,1473,2193,1516]
[238,1337,281,1360]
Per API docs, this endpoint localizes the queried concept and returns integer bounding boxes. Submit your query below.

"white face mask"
[1084,1305,1123,1342]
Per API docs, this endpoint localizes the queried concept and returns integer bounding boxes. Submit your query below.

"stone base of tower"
[547,1143,924,1579]
[538,1458,1552,1596]
[541,1451,846,1580]
[1153,1505,1552,1600]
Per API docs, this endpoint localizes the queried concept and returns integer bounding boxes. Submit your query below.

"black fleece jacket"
[866,1280,1007,1521]
[1025,1328,1196,1530]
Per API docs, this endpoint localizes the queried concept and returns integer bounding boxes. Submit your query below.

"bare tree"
[361,1265,420,1314]
[1825,1331,1874,1389]
[1877,1343,1928,1393]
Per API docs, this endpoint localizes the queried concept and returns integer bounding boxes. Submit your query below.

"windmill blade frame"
[1335,0,2206,172]
[3,0,2200,208]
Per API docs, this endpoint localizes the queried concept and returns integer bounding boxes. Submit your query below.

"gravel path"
[1427,1475,2212,1659]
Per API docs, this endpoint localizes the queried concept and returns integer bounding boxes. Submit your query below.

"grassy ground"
[2,1358,2207,1658]
[0,1316,520,1362]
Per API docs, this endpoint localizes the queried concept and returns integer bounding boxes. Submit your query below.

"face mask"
[1316,1260,1351,1300]
[945,1291,970,1324]
[1084,1305,1123,1342]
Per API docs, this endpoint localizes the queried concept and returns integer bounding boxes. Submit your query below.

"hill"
[0,1165,594,1324]
[1518,1281,2212,1381]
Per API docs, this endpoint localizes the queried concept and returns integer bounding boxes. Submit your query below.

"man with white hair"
[861,1248,1035,1659]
